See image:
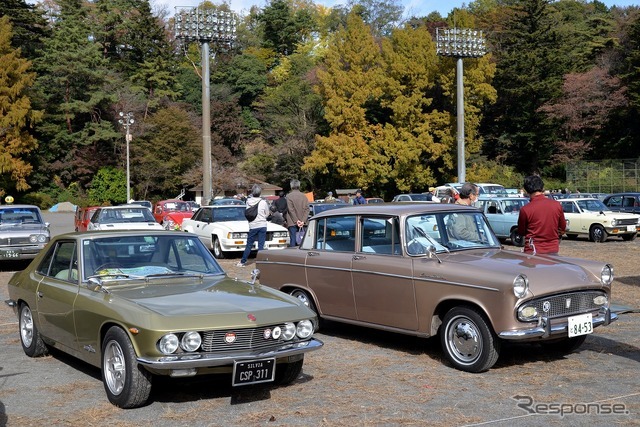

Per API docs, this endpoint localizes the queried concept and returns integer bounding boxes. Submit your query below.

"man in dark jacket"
[285,179,310,246]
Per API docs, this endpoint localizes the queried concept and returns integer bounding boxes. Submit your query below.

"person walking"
[517,175,567,255]
[237,184,270,267]
[285,179,310,247]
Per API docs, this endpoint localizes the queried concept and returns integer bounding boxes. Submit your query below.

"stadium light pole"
[436,27,487,184]
[118,111,134,202]
[174,7,237,205]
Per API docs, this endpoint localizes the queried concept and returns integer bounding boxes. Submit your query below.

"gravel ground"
[0,212,639,426]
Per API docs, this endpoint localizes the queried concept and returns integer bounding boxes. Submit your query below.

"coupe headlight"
[180,331,202,352]
[296,320,314,339]
[513,274,529,298]
[159,334,179,354]
[601,264,613,285]
[282,322,296,340]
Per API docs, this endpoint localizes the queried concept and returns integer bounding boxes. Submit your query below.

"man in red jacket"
[517,175,567,255]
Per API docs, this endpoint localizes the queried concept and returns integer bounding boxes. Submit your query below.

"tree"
[31,0,118,191]
[0,0,49,60]
[0,16,42,194]
[259,0,317,56]
[87,166,126,205]
[347,0,404,37]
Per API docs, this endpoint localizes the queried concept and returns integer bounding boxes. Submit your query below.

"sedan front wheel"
[102,326,152,408]
[440,306,500,373]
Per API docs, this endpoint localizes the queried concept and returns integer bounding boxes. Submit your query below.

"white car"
[87,206,164,231]
[181,205,289,258]
[560,198,640,242]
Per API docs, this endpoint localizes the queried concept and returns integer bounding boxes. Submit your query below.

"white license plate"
[0,250,19,259]
[568,313,593,337]
[232,358,275,386]
[627,225,636,232]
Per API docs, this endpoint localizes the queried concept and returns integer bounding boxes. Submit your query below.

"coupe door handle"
[37,291,43,298]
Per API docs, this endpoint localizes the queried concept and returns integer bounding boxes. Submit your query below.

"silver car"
[0,204,50,261]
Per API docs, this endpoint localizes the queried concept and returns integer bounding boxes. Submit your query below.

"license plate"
[627,225,636,232]
[568,313,593,337]
[0,250,19,259]
[232,358,275,386]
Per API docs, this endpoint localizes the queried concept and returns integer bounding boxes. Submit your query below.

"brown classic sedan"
[256,203,617,373]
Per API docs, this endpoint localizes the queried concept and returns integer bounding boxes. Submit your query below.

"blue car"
[477,196,529,246]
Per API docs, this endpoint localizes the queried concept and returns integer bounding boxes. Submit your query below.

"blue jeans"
[241,227,266,264]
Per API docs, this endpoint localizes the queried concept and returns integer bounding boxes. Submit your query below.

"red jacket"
[517,194,566,254]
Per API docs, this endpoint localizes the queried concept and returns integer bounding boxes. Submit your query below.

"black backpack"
[245,202,259,221]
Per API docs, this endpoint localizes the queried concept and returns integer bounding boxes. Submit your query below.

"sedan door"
[304,216,357,320]
[351,216,419,331]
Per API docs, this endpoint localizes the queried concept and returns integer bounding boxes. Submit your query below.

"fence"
[566,159,640,193]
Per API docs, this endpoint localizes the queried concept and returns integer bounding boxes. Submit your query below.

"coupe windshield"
[82,234,224,280]
[405,212,500,254]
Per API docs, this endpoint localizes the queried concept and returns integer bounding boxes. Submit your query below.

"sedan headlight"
[180,331,202,352]
[517,305,539,321]
[611,219,617,227]
[296,320,314,339]
[30,234,48,243]
[159,334,179,354]
[601,264,613,285]
[513,274,529,298]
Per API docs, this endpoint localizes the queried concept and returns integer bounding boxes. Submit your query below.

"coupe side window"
[37,241,78,282]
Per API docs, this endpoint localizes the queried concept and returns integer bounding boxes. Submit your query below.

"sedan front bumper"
[498,308,617,340]
[137,338,323,370]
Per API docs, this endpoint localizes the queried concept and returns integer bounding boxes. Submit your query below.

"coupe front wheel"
[19,304,47,357]
[102,326,152,408]
[213,237,226,259]
[589,224,607,242]
[440,306,500,373]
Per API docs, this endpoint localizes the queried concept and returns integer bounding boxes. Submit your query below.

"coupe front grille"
[520,291,606,319]
[616,218,637,226]
[200,324,289,352]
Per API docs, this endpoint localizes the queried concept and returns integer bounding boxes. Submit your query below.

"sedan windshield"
[97,208,156,224]
[405,212,500,254]
[576,199,609,212]
[82,234,224,280]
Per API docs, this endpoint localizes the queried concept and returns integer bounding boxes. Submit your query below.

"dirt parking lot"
[1,213,639,426]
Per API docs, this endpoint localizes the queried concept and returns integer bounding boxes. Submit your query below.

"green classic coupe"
[5,231,322,408]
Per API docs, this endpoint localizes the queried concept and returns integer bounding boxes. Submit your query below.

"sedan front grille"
[519,291,606,319]
[200,324,289,352]
[0,237,33,246]
[615,218,638,226]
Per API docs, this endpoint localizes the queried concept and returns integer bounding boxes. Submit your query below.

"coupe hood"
[109,276,302,317]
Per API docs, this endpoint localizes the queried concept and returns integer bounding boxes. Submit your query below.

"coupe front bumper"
[137,337,323,370]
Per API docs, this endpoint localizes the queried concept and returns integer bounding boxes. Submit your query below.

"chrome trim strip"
[499,310,618,340]
[257,261,500,292]
[136,338,323,369]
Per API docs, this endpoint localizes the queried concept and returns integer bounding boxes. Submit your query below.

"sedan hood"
[440,249,604,295]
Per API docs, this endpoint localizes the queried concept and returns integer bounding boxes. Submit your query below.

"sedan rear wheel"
[102,326,152,408]
[589,224,607,242]
[19,304,47,357]
[213,237,226,259]
[440,306,500,373]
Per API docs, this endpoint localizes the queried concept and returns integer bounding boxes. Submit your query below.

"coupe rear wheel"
[19,304,47,357]
[102,326,152,408]
[440,306,500,373]
[589,224,607,242]
[274,357,304,385]
[213,237,226,259]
